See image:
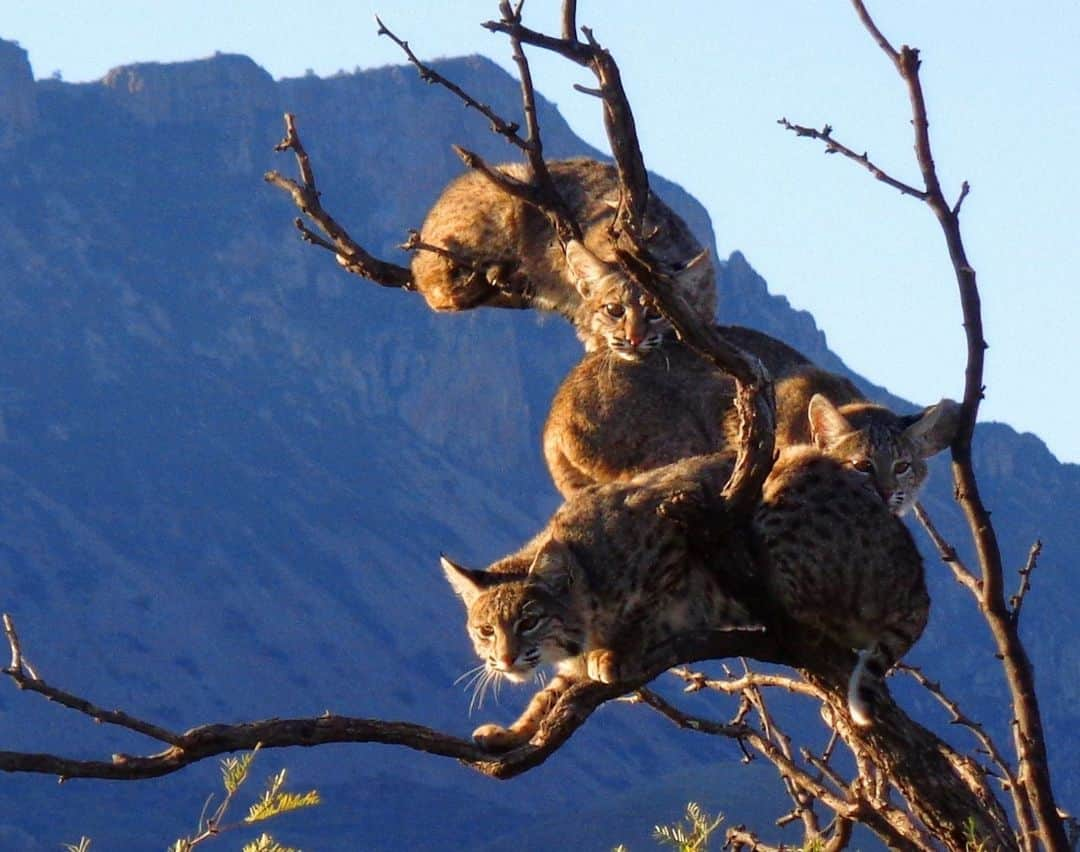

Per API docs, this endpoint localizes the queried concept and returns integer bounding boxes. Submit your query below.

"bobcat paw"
[472,723,527,751]
[585,649,622,684]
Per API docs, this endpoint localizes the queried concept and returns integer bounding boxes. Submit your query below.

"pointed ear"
[527,538,575,595]
[674,247,713,288]
[808,394,853,449]
[440,555,487,608]
[564,240,611,300]
[903,398,962,458]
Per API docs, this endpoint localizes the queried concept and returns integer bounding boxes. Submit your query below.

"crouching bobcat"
[444,443,928,747]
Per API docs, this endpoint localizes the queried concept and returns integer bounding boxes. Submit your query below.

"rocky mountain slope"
[0,41,1075,849]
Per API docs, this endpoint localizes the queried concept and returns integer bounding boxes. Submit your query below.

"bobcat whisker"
[453,662,486,687]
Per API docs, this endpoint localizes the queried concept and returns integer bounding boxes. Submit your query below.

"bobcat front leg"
[584,648,624,684]
[472,674,577,751]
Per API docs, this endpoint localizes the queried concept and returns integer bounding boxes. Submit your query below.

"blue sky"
[6,2,1079,463]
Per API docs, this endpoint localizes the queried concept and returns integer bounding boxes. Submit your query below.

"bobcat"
[444,446,927,746]
[753,443,929,725]
[542,339,740,498]
[776,366,961,515]
[441,453,752,750]
[410,158,716,346]
[543,239,819,498]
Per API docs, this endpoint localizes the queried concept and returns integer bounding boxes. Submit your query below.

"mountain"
[0,42,1076,849]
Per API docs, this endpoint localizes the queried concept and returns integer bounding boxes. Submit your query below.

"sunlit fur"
[807,394,960,516]
[755,444,929,724]
[410,159,716,335]
[542,340,740,498]
[441,454,752,750]
[774,367,960,516]
[565,239,708,357]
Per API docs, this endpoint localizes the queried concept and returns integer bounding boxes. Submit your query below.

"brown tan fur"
[444,443,929,744]
[754,444,930,724]
[411,158,716,343]
[442,454,751,750]
[541,241,759,498]
[776,366,961,515]
[543,341,741,498]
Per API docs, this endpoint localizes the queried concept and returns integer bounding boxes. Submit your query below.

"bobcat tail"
[847,646,888,726]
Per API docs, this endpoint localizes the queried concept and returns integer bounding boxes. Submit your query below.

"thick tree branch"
[0,617,780,783]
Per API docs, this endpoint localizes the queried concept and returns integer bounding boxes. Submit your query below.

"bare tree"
[1,3,1068,850]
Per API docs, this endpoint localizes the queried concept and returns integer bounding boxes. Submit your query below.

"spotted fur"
[442,454,751,750]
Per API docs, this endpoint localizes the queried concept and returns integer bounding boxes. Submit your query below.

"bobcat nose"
[498,653,516,669]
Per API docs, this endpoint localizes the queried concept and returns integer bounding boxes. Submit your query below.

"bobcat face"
[808,395,960,516]
[820,427,925,515]
[441,552,585,684]
[587,281,671,360]
[566,240,686,359]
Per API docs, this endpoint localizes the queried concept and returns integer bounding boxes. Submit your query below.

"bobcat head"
[440,540,585,685]
[808,393,961,515]
[564,240,709,359]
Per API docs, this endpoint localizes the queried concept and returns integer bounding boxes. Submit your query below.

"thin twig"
[375,16,525,149]
[777,118,927,199]
[912,501,981,595]
[2,614,184,748]
[1009,539,1043,623]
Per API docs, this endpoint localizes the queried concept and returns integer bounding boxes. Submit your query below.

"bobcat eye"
[893,461,911,474]
[517,615,542,634]
[475,624,495,639]
[850,459,874,474]
[603,303,625,318]
[643,305,663,321]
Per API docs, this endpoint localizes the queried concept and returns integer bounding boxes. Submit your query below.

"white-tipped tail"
[847,648,876,727]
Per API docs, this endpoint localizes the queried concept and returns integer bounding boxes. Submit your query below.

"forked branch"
[781,3,1066,846]
[264,115,414,288]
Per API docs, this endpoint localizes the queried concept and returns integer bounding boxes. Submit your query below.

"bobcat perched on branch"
[754,442,929,725]
[411,158,716,346]
[444,439,928,746]
[441,453,752,750]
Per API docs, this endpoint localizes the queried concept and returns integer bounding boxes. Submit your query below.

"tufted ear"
[440,555,493,608]
[903,398,962,458]
[564,240,614,300]
[807,393,854,450]
[526,537,576,595]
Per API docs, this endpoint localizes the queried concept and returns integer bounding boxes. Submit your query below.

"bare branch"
[0,623,781,782]
[912,501,981,595]
[837,3,1068,842]
[777,118,927,200]
[2,614,184,749]
[264,114,414,289]
[898,663,1032,841]
[952,180,971,217]
[482,13,651,242]
[375,16,525,149]
[1009,539,1043,623]
[671,666,824,702]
